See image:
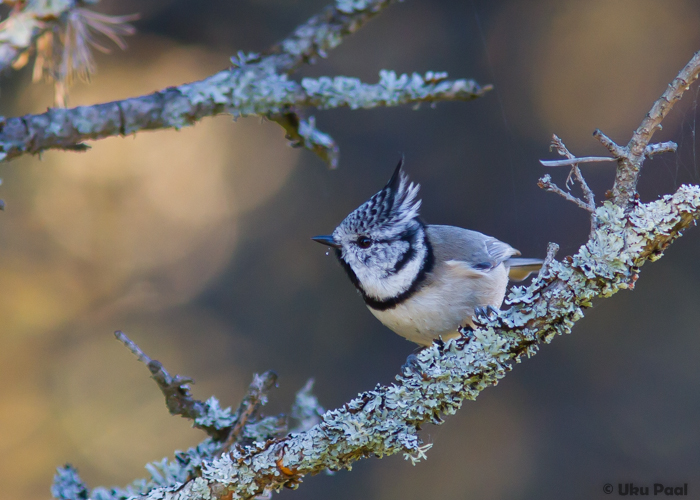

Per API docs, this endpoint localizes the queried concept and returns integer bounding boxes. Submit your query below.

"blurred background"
[1,0,700,499]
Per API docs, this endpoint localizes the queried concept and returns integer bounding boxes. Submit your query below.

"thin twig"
[548,134,578,187]
[539,157,616,167]
[115,330,224,439]
[538,174,594,213]
[218,371,278,454]
[593,129,626,158]
[645,141,678,158]
[540,135,596,228]
[549,135,596,210]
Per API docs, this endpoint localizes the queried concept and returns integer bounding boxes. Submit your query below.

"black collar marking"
[335,223,434,311]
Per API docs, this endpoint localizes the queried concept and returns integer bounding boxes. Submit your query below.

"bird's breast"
[368,261,509,346]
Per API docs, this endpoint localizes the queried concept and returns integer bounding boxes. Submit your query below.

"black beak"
[312,235,341,249]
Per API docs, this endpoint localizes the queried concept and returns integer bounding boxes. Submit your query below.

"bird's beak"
[312,235,341,249]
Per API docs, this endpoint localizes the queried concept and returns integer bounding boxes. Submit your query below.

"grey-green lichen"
[289,379,325,432]
[295,116,339,169]
[194,397,235,429]
[336,0,387,13]
[52,464,88,500]
[83,439,220,500]
[176,67,487,122]
[301,70,489,109]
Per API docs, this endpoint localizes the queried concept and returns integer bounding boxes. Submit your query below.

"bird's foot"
[401,353,428,380]
[458,324,475,340]
[434,337,445,351]
[473,305,499,324]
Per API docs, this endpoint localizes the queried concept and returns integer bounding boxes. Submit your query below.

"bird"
[312,158,543,346]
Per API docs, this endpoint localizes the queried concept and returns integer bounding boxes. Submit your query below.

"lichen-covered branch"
[0,64,488,163]
[116,331,280,444]
[0,0,490,166]
[268,0,399,74]
[54,183,700,500]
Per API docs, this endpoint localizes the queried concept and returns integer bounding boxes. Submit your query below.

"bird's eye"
[356,236,372,249]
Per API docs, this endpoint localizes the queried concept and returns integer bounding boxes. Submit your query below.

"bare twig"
[592,128,626,158]
[539,156,616,167]
[549,135,596,210]
[610,50,700,207]
[218,371,278,453]
[115,330,227,439]
[538,174,594,213]
[540,135,597,232]
[645,141,678,158]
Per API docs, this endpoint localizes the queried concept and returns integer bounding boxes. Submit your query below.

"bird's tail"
[505,257,544,282]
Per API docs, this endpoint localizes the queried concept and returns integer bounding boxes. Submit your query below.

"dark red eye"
[357,236,372,249]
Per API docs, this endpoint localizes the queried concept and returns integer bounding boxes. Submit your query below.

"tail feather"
[505,257,544,282]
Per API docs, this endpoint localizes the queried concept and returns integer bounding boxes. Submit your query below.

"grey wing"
[486,237,544,279]
[426,225,520,271]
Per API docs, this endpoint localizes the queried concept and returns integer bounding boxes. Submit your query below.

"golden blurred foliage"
[0,35,299,499]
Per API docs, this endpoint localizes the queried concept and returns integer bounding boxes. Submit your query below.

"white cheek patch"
[356,239,426,301]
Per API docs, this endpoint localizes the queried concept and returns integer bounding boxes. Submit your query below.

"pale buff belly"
[368,262,509,346]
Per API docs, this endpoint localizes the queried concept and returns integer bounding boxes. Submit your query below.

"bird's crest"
[341,158,422,237]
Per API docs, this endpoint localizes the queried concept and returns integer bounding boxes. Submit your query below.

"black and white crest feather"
[341,158,422,239]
